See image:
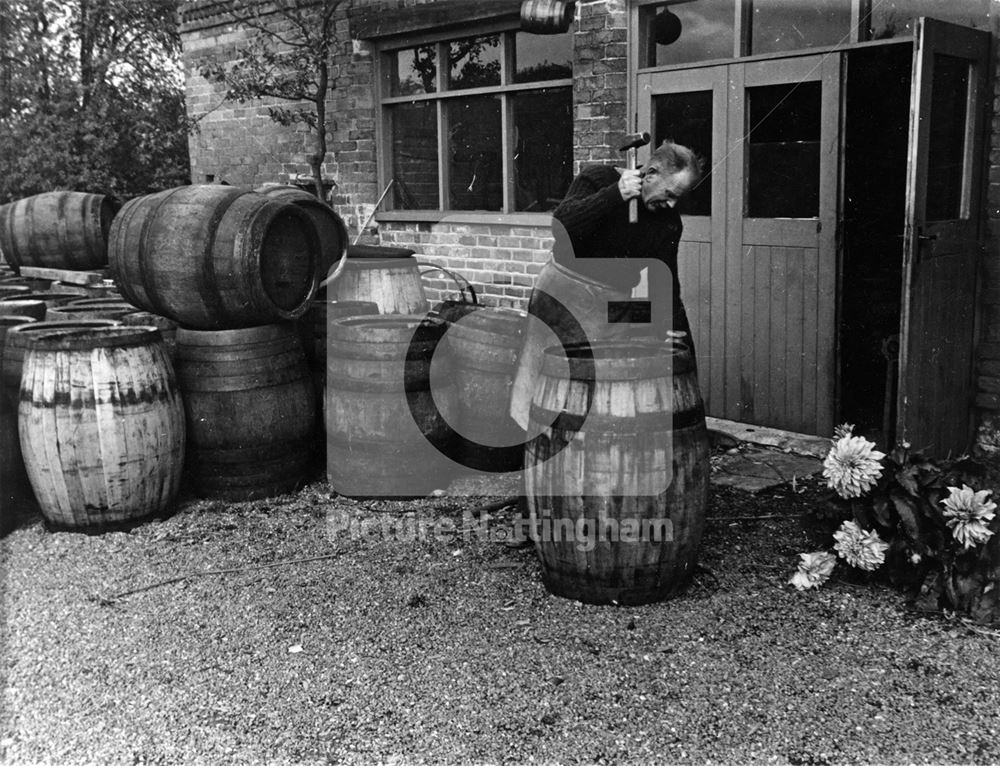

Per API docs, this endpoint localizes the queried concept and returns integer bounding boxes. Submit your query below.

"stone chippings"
[1,480,999,765]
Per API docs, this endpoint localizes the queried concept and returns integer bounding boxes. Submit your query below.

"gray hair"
[648,141,705,185]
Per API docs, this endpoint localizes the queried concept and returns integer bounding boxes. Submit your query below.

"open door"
[898,18,990,456]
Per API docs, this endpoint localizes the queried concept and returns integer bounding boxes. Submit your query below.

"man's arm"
[553,166,628,240]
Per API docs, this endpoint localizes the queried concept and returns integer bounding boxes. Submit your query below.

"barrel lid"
[26,325,161,351]
[346,244,415,260]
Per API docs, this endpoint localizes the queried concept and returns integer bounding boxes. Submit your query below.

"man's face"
[641,165,696,211]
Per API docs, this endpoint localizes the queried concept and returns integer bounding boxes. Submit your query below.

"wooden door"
[638,54,840,435]
[637,65,728,414]
[898,18,990,455]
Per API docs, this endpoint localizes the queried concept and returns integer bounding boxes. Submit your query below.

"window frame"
[374,21,573,221]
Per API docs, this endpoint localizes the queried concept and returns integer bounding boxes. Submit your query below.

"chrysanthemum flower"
[941,485,997,549]
[822,435,885,499]
[789,551,837,591]
[833,520,888,571]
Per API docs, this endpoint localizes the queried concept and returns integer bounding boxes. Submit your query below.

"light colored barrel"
[175,323,317,501]
[525,340,710,605]
[328,245,429,315]
[326,315,456,497]
[18,326,185,529]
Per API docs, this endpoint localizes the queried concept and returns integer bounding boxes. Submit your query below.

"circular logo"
[404,290,595,472]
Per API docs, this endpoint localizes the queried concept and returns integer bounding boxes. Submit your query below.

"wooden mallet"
[619,132,651,224]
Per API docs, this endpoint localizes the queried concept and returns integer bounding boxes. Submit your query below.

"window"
[652,90,713,216]
[745,82,822,218]
[926,54,972,220]
[381,29,573,213]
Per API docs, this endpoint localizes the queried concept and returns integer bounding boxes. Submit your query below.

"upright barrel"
[0,300,46,321]
[1,316,38,533]
[2,319,120,411]
[256,185,348,283]
[121,312,178,363]
[446,306,527,471]
[109,185,320,330]
[175,324,317,501]
[18,326,185,529]
[0,191,118,270]
[326,315,456,497]
[328,245,429,315]
[525,340,710,605]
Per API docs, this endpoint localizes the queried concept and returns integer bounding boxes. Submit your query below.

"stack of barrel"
[0,191,185,532]
[106,184,351,502]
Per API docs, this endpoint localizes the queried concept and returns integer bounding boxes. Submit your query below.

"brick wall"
[974,20,1000,456]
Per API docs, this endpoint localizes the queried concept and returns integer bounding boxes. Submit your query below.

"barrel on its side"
[0,192,118,270]
[326,315,456,498]
[520,0,575,33]
[525,340,710,605]
[109,185,319,330]
[446,306,527,472]
[256,185,348,283]
[175,324,317,501]
[329,245,429,315]
[18,326,185,530]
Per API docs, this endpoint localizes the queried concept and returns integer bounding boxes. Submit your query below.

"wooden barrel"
[175,323,317,501]
[109,185,320,330]
[256,185,348,283]
[446,306,527,471]
[121,312,178,363]
[47,302,139,321]
[2,319,121,410]
[0,315,39,534]
[81,280,121,299]
[520,0,575,33]
[328,245,429,315]
[0,285,30,299]
[0,191,118,270]
[18,326,185,529]
[326,315,456,497]
[525,340,710,605]
[0,300,46,321]
[0,292,80,310]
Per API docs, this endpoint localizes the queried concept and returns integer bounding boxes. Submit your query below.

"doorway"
[839,43,912,443]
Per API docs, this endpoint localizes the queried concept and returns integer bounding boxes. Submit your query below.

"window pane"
[447,96,502,211]
[751,0,853,55]
[448,35,501,90]
[927,54,970,221]
[513,89,573,212]
[641,0,734,67]
[652,91,713,216]
[389,102,439,210]
[514,30,572,83]
[746,82,821,218]
[388,45,437,96]
[869,0,992,39]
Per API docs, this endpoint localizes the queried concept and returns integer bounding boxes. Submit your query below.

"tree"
[0,0,190,202]
[200,0,344,200]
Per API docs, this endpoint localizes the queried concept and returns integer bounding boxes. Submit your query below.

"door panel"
[899,18,990,455]
[638,66,728,416]
[638,54,838,435]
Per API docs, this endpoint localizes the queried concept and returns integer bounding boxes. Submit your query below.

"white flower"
[823,435,885,499]
[789,551,837,591]
[833,520,889,571]
[940,485,997,549]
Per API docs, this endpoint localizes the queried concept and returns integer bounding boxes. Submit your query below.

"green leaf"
[890,492,922,544]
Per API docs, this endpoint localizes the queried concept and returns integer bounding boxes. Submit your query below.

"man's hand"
[617,168,642,201]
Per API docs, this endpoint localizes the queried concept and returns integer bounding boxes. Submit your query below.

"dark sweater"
[552,165,684,295]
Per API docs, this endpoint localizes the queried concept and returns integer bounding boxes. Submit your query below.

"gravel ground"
[2,473,1000,766]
